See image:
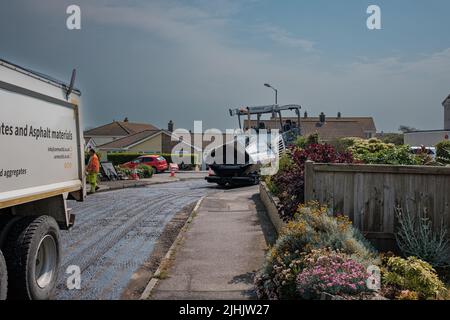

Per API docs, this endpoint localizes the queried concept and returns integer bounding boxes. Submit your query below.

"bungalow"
[84,118,159,146]
[244,112,377,141]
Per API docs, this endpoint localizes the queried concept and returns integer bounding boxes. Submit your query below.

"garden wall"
[259,182,286,234]
[304,161,450,252]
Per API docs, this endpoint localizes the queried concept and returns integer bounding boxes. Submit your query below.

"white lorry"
[0,59,85,300]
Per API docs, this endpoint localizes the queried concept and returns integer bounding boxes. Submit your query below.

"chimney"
[304,111,308,118]
[168,120,174,132]
[123,117,129,123]
[443,94,450,130]
[337,112,342,119]
[319,112,326,123]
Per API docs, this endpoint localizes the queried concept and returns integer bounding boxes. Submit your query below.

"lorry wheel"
[0,250,7,300]
[4,216,60,300]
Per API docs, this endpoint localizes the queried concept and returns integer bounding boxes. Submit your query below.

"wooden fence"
[304,161,450,251]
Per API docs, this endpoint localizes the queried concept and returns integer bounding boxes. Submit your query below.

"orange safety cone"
[169,163,178,177]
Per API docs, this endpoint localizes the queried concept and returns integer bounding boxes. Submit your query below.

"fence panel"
[304,161,450,251]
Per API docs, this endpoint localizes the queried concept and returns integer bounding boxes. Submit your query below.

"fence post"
[304,160,315,202]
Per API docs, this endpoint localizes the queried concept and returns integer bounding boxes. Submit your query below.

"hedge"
[107,152,199,166]
[436,140,450,164]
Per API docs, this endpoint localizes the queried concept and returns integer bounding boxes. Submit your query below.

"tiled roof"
[98,130,162,149]
[244,117,376,141]
[84,121,159,137]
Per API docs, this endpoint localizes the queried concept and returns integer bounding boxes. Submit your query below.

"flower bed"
[265,143,354,221]
[258,136,449,300]
[255,199,448,300]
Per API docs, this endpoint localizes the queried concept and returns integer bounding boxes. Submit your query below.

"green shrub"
[294,136,307,149]
[278,152,294,172]
[115,166,132,178]
[349,138,420,165]
[107,153,144,165]
[306,133,319,145]
[382,256,447,300]
[378,133,404,146]
[264,152,293,196]
[265,176,280,195]
[255,202,378,300]
[137,165,154,178]
[436,140,450,164]
[329,137,361,153]
[395,208,450,268]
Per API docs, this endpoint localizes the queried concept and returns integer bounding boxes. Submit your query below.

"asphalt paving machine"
[205,104,302,187]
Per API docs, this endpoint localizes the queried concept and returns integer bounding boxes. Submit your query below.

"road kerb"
[139,195,206,300]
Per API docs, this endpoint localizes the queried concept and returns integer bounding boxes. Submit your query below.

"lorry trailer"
[0,59,85,300]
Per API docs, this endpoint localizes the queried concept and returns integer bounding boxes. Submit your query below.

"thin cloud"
[262,25,315,51]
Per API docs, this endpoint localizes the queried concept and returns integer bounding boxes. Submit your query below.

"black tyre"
[0,250,7,300]
[4,216,60,300]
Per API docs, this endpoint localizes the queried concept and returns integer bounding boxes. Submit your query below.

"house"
[84,118,159,146]
[244,112,377,141]
[96,120,206,160]
[84,137,97,152]
[97,129,184,157]
[404,93,450,147]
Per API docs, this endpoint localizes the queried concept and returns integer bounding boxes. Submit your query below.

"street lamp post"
[264,83,278,105]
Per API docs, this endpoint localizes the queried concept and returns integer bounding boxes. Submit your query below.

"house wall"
[404,131,450,147]
[445,103,450,130]
[128,134,163,154]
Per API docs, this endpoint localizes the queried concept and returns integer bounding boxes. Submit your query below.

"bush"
[137,165,154,178]
[329,137,360,153]
[272,144,354,221]
[296,249,370,299]
[349,138,419,165]
[306,133,319,145]
[382,256,447,300]
[395,208,450,268]
[378,133,404,146]
[436,140,450,164]
[115,166,132,178]
[294,136,307,149]
[107,153,144,165]
[255,202,378,300]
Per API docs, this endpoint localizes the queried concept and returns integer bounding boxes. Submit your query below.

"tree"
[399,125,417,133]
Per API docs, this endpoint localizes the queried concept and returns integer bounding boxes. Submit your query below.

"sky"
[1,0,449,132]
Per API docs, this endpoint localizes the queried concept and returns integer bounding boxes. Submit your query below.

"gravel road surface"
[55,180,214,300]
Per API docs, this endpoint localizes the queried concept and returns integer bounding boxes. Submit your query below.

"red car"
[122,155,168,173]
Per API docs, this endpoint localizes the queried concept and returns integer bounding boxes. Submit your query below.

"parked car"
[122,155,168,173]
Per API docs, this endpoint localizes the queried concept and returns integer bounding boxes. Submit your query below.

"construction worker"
[86,148,100,194]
